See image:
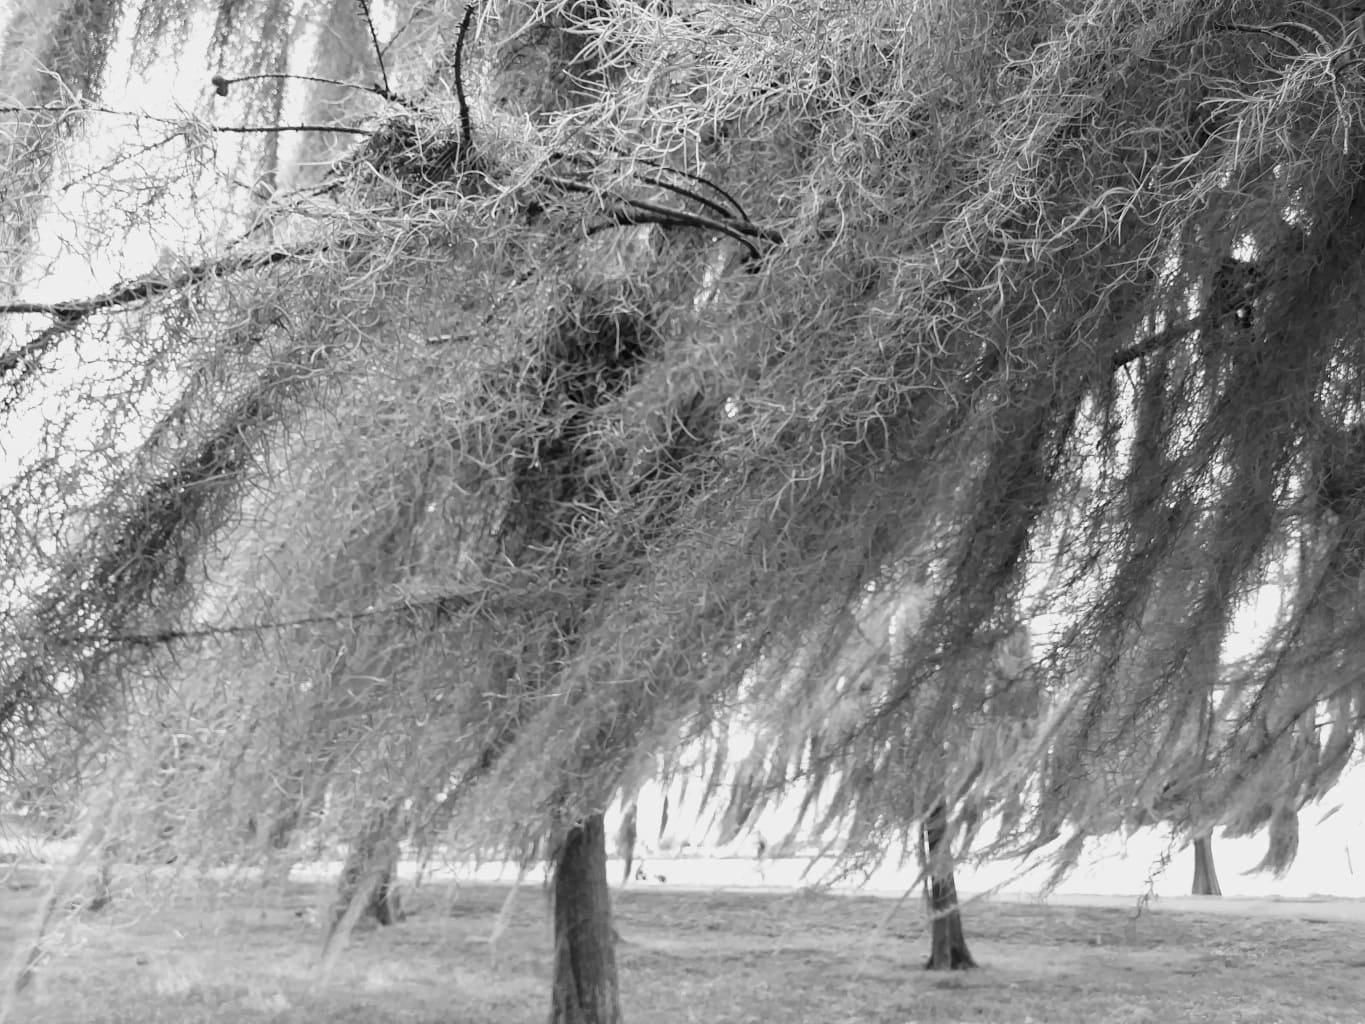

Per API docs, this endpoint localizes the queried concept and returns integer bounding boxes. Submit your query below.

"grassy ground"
[3,864,1363,1023]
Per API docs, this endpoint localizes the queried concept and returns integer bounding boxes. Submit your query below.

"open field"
[3,867,1364,1023]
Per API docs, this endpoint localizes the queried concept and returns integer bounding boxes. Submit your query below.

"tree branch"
[212,69,411,108]
[586,209,761,260]
[355,0,393,98]
[10,584,555,650]
[545,174,781,258]
[0,242,336,377]
[455,4,477,151]
[0,103,371,135]
[1108,317,1202,371]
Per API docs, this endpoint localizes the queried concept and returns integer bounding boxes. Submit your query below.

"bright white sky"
[1,11,254,490]
[615,768,1365,899]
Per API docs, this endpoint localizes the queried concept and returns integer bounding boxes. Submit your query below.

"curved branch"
[637,161,752,223]
[455,4,477,151]
[545,173,780,247]
[586,208,762,261]
[636,171,746,225]
[614,193,781,245]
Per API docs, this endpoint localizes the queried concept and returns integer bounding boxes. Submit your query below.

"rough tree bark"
[551,813,622,1024]
[922,801,977,970]
[1191,832,1222,895]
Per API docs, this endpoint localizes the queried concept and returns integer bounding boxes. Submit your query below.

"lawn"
[3,865,1363,1023]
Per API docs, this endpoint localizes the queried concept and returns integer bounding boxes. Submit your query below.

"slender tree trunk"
[87,844,116,913]
[550,813,622,1024]
[1191,833,1222,895]
[922,802,976,970]
[258,807,301,891]
[617,804,638,885]
[4,793,113,1015]
[320,804,404,967]
[336,835,402,927]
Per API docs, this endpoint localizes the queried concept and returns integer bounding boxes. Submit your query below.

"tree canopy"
[2,0,1364,902]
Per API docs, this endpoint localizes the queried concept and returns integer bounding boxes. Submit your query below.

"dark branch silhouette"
[208,71,410,109]
[0,242,338,377]
[1109,318,1200,370]
[9,584,558,650]
[356,0,393,98]
[455,5,477,152]
[545,173,781,259]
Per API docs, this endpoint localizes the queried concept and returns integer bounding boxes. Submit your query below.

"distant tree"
[323,800,407,963]
[709,584,1034,970]
[1190,832,1221,896]
[616,803,638,885]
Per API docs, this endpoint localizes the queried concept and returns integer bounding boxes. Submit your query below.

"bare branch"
[1108,318,1201,370]
[545,174,781,258]
[355,0,393,99]
[0,103,371,135]
[455,4,476,151]
[209,70,411,108]
[0,242,337,377]
[8,578,565,651]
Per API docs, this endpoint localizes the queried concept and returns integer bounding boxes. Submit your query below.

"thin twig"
[545,173,780,251]
[586,208,761,260]
[1,102,370,135]
[455,4,477,151]
[612,193,780,247]
[15,584,556,650]
[555,147,755,223]
[61,131,186,191]
[636,160,753,223]
[0,242,339,376]
[636,171,745,225]
[0,321,70,409]
[211,71,410,107]
[355,0,392,97]
[212,123,371,135]
[1217,19,1333,55]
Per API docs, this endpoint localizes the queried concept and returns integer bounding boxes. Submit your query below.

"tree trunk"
[1191,832,1222,895]
[86,844,116,913]
[617,804,638,885]
[320,805,405,967]
[550,813,622,1024]
[337,821,403,927]
[922,802,976,970]
[5,793,113,1012]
